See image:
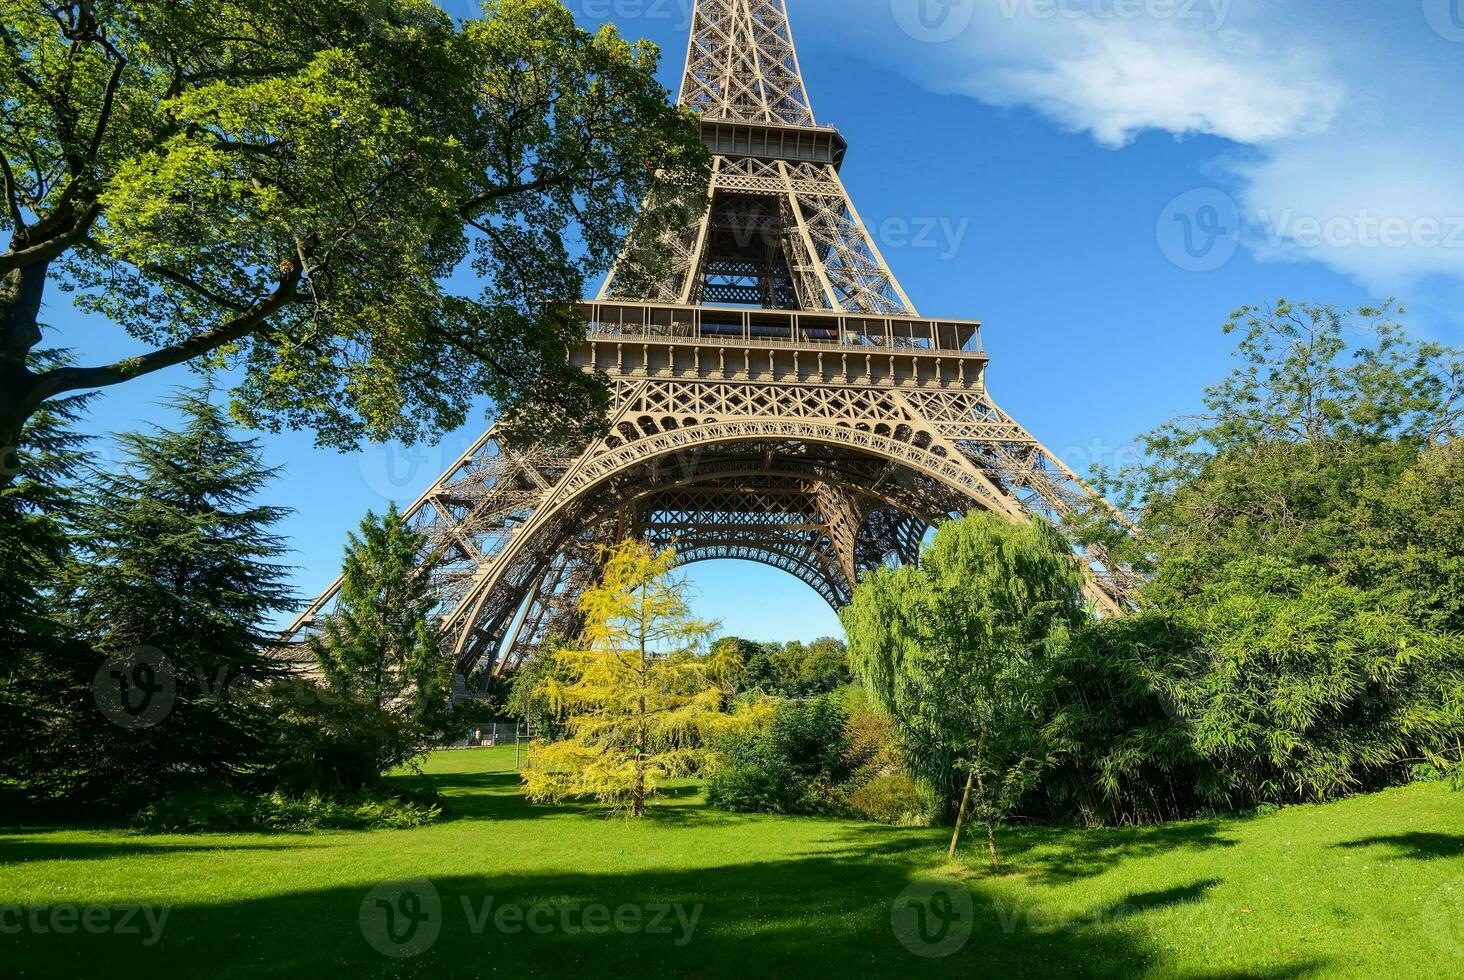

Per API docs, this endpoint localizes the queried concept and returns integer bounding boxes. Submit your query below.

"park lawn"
[1,748,1462,978]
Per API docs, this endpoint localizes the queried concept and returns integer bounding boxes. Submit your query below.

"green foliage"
[714,635,850,696]
[504,641,572,741]
[706,695,867,816]
[523,542,754,816]
[1343,440,1464,634]
[28,390,295,805]
[1036,613,1205,827]
[846,773,934,827]
[309,504,452,735]
[844,512,1085,838]
[1170,557,1462,806]
[1095,301,1462,594]
[253,679,430,795]
[0,0,709,468]
[134,785,442,833]
[0,353,93,788]
[1053,301,1464,819]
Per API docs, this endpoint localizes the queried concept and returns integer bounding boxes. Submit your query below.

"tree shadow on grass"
[997,820,1239,885]
[0,850,1330,980]
[1333,832,1464,860]
[1092,878,1223,922]
[417,772,719,826]
[0,836,305,867]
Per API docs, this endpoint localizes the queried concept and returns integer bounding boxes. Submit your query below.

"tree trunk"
[971,728,1003,872]
[0,259,49,489]
[633,629,647,818]
[947,766,976,860]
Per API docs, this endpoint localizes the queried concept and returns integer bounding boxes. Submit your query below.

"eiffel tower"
[282,0,1134,679]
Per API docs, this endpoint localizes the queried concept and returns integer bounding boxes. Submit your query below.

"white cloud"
[823,1,1464,291]
[868,3,1343,148]
[962,18,1342,148]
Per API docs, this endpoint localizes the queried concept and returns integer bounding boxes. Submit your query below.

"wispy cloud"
[828,0,1464,292]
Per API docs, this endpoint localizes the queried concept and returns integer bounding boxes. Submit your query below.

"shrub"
[134,786,442,833]
[254,679,431,794]
[847,773,934,826]
[706,695,862,816]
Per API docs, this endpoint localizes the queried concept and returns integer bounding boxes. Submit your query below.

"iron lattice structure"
[282,0,1136,680]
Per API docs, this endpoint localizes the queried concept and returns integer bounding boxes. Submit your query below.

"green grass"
[2,748,1462,978]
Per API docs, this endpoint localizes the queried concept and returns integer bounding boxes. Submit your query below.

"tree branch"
[27,257,306,404]
[0,200,102,273]
[0,154,25,231]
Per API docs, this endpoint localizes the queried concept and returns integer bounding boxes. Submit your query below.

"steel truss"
[282,0,1136,681]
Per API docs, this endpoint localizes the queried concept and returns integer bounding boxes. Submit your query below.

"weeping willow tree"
[523,542,752,817]
[842,512,1086,868]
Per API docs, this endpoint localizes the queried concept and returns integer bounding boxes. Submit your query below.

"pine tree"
[523,542,747,817]
[0,353,94,793]
[56,390,296,803]
[309,504,451,733]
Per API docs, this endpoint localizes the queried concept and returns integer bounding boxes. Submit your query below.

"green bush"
[254,679,431,794]
[134,786,443,833]
[707,695,865,816]
[846,773,933,826]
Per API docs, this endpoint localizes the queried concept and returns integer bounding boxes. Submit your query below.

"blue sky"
[48,0,1464,644]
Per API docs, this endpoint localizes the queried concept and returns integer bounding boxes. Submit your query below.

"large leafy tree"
[0,0,708,479]
[1344,440,1464,634]
[524,542,744,817]
[1095,301,1463,600]
[843,512,1086,867]
[41,389,295,803]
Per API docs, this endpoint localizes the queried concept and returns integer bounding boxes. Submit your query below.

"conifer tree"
[0,353,93,792]
[56,390,296,803]
[523,542,747,817]
[309,505,451,734]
